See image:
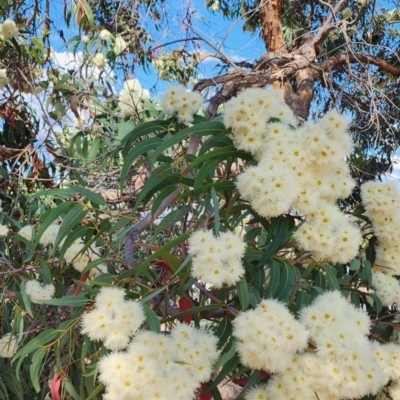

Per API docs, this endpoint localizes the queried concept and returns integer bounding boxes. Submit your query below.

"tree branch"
[124,133,202,266]
[319,53,400,75]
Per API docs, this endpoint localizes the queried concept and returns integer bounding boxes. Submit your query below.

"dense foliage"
[1,1,400,400]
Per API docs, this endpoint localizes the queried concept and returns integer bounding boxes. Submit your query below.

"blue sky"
[47,0,264,93]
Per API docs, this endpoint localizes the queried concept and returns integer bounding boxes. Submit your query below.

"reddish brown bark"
[259,0,286,52]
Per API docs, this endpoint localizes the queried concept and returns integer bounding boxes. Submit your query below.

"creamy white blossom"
[0,69,9,89]
[0,333,18,358]
[114,35,128,55]
[99,29,112,41]
[0,19,19,41]
[91,53,107,69]
[0,224,9,237]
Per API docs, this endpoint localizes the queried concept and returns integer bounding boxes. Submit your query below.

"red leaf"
[49,374,62,400]
[178,297,193,324]
[152,259,173,273]
[233,377,249,386]
[198,383,212,400]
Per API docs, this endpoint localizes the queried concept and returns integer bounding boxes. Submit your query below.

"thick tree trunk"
[284,69,315,121]
[258,0,314,121]
[259,0,286,52]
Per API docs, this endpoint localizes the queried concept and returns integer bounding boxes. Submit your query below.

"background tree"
[1,1,400,400]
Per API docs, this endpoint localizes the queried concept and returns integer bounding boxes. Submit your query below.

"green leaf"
[14,329,59,379]
[322,265,340,290]
[141,285,169,304]
[206,354,240,391]
[87,137,101,160]
[365,292,383,314]
[32,37,44,54]
[172,254,192,278]
[143,304,160,333]
[214,338,237,369]
[58,226,89,263]
[294,289,310,313]
[118,119,136,141]
[2,374,23,399]
[259,216,290,266]
[237,370,260,398]
[211,187,220,234]
[153,205,192,240]
[253,266,265,296]
[150,120,226,162]
[211,388,223,400]
[162,304,222,323]
[275,260,295,301]
[214,318,232,349]
[248,286,261,307]
[131,163,172,211]
[118,119,172,152]
[178,181,236,200]
[19,282,33,318]
[193,159,219,196]
[86,383,105,400]
[69,185,107,206]
[363,260,372,287]
[30,347,48,392]
[315,270,327,290]
[265,259,281,298]
[64,377,81,400]
[35,202,75,247]
[189,146,252,171]
[51,204,88,255]
[349,259,361,271]
[41,261,52,285]
[237,276,249,310]
[136,233,190,277]
[301,264,315,279]
[120,137,163,191]
[151,185,178,216]
[40,294,88,307]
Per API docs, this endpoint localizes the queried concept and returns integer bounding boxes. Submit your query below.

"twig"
[0,251,17,272]
[124,133,202,266]
[194,281,239,316]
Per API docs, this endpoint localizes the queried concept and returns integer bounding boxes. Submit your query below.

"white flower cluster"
[118,78,149,117]
[91,53,107,69]
[39,224,107,277]
[0,224,9,237]
[18,225,33,241]
[361,181,400,275]
[99,324,218,400]
[0,333,18,358]
[64,238,107,277]
[225,87,361,263]
[39,224,60,246]
[81,287,145,351]
[298,291,386,399]
[25,280,55,304]
[0,19,19,41]
[372,271,400,306]
[0,69,9,89]
[371,341,400,383]
[160,85,203,123]
[114,35,128,55]
[99,29,112,41]
[188,230,246,288]
[241,291,399,400]
[234,299,309,373]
